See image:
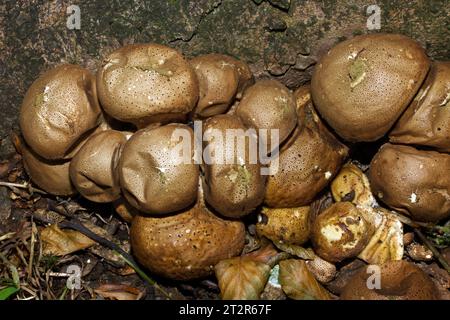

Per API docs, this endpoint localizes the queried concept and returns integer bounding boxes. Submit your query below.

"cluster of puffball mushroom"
[18,34,449,299]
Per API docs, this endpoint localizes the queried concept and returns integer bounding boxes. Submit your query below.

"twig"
[414,228,450,274]
[0,181,46,194]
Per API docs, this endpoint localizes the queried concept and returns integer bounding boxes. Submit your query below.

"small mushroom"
[69,130,128,203]
[264,90,348,208]
[390,61,450,152]
[20,64,101,160]
[311,34,430,142]
[311,202,373,263]
[97,44,199,128]
[130,194,245,280]
[20,142,76,196]
[118,123,199,214]
[202,114,266,218]
[190,54,254,118]
[369,143,450,222]
[340,260,439,300]
[331,163,376,207]
[256,206,310,246]
[236,80,297,151]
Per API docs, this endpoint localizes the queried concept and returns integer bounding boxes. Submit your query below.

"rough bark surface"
[1,0,449,158]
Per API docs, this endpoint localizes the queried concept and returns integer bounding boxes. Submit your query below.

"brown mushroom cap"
[368,143,450,222]
[311,202,373,263]
[130,200,245,280]
[340,260,439,300]
[202,114,266,218]
[311,33,430,142]
[256,206,310,245]
[69,130,127,203]
[390,61,450,152]
[264,96,348,208]
[20,64,101,160]
[118,123,199,215]
[113,198,138,223]
[97,44,198,127]
[21,142,76,196]
[236,80,297,151]
[191,54,253,118]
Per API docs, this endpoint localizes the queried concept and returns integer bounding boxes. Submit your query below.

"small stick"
[0,181,46,194]
[414,228,450,274]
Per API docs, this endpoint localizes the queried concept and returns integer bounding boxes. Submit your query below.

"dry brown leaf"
[273,242,315,260]
[41,224,95,256]
[245,242,279,265]
[215,256,271,300]
[279,259,331,300]
[94,284,144,300]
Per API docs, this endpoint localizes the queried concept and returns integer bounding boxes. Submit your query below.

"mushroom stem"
[414,228,450,274]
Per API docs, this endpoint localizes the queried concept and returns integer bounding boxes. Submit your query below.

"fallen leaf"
[94,284,144,300]
[215,256,271,300]
[279,259,331,300]
[41,224,95,256]
[245,242,279,265]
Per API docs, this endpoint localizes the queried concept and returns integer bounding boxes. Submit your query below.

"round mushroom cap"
[256,206,310,245]
[119,123,199,215]
[21,142,76,196]
[311,202,373,263]
[390,61,450,152]
[341,260,439,300]
[130,201,245,280]
[69,130,127,203]
[368,143,450,222]
[191,54,253,118]
[20,64,101,160]
[236,80,297,151]
[97,44,199,127]
[264,100,348,208]
[202,114,266,218]
[311,33,430,142]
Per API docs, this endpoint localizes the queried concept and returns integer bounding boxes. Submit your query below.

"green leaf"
[0,286,19,300]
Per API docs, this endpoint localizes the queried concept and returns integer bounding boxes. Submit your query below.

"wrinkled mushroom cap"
[20,64,101,160]
[119,124,199,214]
[202,114,266,218]
[236,80,297,151]
[191,54,253,118]
[130,200,245,280]
[311,202,373,263]
[368,143,450,222]
[390,61,450,152]
[311,33,430,142]
[341,260,439,300]
[69,130,127,203]
[256,206,310,245]
[21,142,76,196]
[97,44,199,127]
[264,99,348,208]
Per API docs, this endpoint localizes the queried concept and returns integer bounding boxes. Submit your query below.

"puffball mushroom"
[390,61,450,152]
[311,202,373,263]
[311,33,430,142]
[69,130,128,203]
[130,199,245,280]
[202,114,266,218]
[20,64,101,160]
[264,89,348,208]
[235,80,297,151]
[118,123,199,215]
[369,143,450,222]
[191,54,254,118]
[20,143,76,196]
[340,260,439,300]
[97,44,199,128]
[256,207,310,245]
